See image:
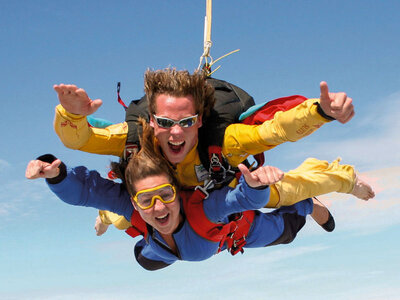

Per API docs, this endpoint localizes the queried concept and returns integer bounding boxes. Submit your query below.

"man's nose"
[170,124,183,135]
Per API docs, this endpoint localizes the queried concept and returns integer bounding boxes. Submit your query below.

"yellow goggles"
[132,183,176,210]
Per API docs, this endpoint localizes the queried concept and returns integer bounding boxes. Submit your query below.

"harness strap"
[182,187,256,256]
[117,82,128,110]
[126,209,148,239]
[207,145,237,185]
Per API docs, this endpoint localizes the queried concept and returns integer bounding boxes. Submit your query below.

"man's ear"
[150,116,155,128]
[197,114,202,128]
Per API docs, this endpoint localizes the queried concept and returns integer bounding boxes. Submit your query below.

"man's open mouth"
[168,141,185,153]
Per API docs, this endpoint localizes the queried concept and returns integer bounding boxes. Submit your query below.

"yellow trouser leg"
[99,210,132,230]
[266,157,355,208]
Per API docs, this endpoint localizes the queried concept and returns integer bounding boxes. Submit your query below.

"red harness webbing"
[241,95,308,125]
[182,189,255,255]
[208,95,308,181]
[125,209,148,239]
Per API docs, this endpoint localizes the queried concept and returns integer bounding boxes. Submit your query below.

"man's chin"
[165,151,185,164]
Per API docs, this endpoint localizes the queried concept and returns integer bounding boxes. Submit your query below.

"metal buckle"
[194,179,215,199]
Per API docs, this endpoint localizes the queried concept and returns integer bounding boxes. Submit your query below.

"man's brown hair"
[145,68,215,118]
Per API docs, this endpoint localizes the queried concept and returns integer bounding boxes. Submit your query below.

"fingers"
[94,216,109,236]
[25,159,61,179]
[337,97,354,123]
[53,84,79,96]
[25,160,48,179]
[53,83,100,115]
[240,164,284,188]
[255,166,284,185]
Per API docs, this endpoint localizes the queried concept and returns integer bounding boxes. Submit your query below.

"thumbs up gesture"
[319,81,355,123]
[238,164,284,188]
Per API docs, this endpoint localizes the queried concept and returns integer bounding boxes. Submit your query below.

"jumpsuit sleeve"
[222,98,332,166]
[203,177,270,222]
[46,164,133,221]
[54,104,127,157]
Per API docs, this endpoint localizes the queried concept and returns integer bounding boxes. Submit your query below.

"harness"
[182,184,255,255]
[125,209,148,240]
[124,185,255,256]
[119,77,256,184]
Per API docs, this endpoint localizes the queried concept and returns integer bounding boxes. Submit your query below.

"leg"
[267,157,374,208]
[245,198,314,248]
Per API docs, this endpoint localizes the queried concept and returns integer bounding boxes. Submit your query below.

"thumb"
[320,81,330,102]
[90,99,103,113]
[238,163,254,182]
[50,159,62,169]
[42,159,62,178]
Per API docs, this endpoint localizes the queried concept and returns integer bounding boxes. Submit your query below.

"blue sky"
[1,1,399,299]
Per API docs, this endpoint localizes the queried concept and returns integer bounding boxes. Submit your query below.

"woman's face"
[131,174,181,235]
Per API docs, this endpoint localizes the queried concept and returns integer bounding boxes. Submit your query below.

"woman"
[26,122,329,270]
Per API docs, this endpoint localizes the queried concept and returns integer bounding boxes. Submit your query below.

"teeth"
[169,141,184,146]
[156,214,168,219]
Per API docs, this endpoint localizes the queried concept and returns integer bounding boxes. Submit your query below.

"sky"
[0,0,399,299]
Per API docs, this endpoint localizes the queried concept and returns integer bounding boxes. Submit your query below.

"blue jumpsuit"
[47,163,313,271]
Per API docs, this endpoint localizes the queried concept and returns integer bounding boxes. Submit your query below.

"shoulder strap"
[198,78,255,182]
[125,209,148,239]
[124,95,150,160]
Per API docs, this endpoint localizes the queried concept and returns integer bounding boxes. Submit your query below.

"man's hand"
[94,216,109,236]
[25,159,61,179]
[53,84,103,116]
[238,163,284,188]
[319,81,354,124]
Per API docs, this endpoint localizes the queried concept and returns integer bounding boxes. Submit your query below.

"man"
[53,69,373,232]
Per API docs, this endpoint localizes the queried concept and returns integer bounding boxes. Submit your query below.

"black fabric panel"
[134,242,171,271]
[267,212,306,246]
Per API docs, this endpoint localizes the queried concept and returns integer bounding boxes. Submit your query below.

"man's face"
[132,174,181,235]
[150,94,202,165]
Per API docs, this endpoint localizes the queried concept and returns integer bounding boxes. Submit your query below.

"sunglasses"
[132,183,177,210]
[152,114,198,129]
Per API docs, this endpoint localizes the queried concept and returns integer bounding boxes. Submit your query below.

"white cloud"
[241,243,329,265]
[0,159,10,171]
[0,178,56,224]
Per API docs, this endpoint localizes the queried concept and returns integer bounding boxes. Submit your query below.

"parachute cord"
[196,0,240,76]
[207,49,240,76]
[197,0,213,74]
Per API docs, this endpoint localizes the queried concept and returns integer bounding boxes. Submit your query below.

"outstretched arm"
[223,82,355,166]
[53,84,127,156]
[25,155,133,218]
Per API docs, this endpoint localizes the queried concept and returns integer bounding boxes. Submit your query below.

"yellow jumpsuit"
[54,98,355,229]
